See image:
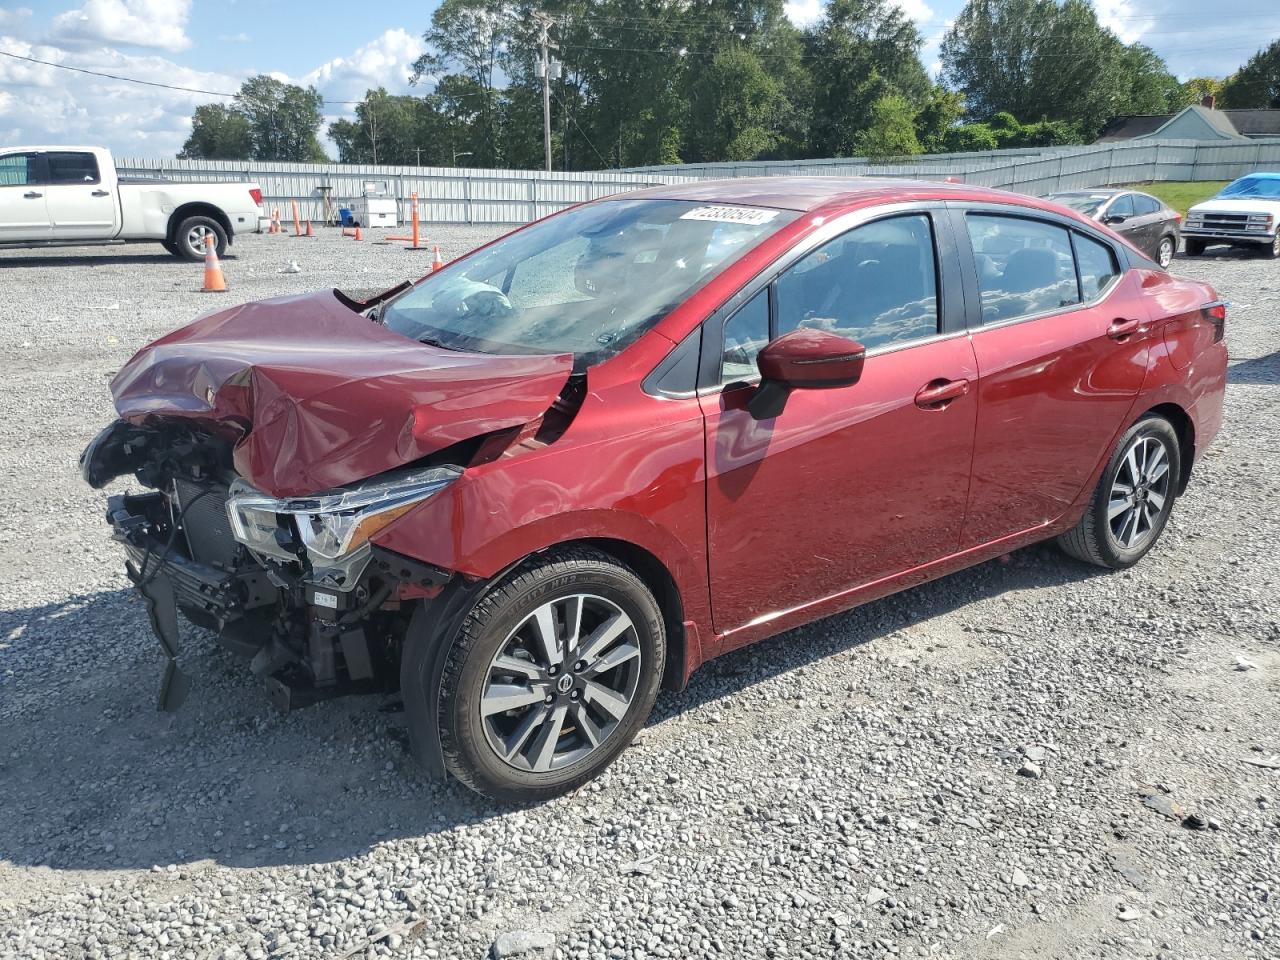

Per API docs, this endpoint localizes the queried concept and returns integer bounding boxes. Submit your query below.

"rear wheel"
[1183,238,1206,257]
[1157,235,1175,268]
[435,548,665,802]
[1058,415,1181,569]
[173,215,227,261]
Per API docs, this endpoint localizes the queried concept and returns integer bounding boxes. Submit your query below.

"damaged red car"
[82,179,1227,801]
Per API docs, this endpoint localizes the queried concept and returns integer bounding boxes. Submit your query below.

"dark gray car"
[1046,189,1181,268]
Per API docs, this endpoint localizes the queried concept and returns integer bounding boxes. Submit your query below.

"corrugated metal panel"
[114,140,1280,224]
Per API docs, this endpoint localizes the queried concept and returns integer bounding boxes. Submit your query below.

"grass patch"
[1127,181,1229,217]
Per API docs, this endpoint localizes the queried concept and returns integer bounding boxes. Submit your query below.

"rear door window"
[966,214,1080,323]
[1073,233,1121,299]
[45,152,100,185]
[1132,194,1161,216]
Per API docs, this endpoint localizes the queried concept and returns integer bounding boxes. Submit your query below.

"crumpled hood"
[111,289,573,497]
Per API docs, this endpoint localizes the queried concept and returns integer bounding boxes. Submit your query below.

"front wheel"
[1266,233,1280,259]
[1058,415,1181,569]
[432,548,666,802]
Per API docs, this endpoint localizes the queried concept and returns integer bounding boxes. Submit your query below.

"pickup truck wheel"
[174,216,227,261]
[434,547,665,802]
[161,238,180,256]
[1183,238,1205,257]
[1268,234,1280,259]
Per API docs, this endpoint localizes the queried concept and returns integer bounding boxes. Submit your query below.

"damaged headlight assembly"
[226,465,462,572]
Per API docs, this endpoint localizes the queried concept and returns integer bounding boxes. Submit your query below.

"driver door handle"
[91,189,110,197]
[915,378,969,409]
[24,191,42,199]
[1107,317,1144,340]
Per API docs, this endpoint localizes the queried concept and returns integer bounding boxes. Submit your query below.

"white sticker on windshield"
[680,205,779,225]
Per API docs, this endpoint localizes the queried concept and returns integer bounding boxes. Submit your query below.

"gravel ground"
[1,229,1277,960]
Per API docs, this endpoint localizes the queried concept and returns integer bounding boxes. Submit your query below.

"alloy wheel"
[1107,435,1172,550]
[480,593,642,773]
[1158,237,1174,268]
[186,223,216,254]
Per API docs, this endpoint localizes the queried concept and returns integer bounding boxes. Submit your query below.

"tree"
[943,123,999,152]
[328,88,451,165]
[856,94,922,159]
[180,103,252,159]
[804,0,929,157]
[686,48,782,162]
[1178,77,1224,108]
[941,0,1171,139]
[915,86,966,153]
[235,75,327,162]
[1221,39,1280,109]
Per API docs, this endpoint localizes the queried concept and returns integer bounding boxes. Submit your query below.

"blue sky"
[1,1,1278,158]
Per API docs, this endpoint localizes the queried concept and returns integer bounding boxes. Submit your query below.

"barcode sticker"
[680,205,779,225]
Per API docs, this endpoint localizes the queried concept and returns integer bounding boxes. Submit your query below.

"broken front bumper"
[106,491,277,710]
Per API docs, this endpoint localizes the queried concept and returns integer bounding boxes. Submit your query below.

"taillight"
[1202,300,1227,342]
[1173,212,1182,223]
[249,188,263,206]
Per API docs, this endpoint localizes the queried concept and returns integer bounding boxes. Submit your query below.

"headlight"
[226,465,461,562]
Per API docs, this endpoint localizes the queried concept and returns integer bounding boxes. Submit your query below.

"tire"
[172,215,227,261]
[1058,415,1181,569]
[433,547,666,802]
[160,238,180,257]
[1156,234,1175,268]
[1267,233,1280,259]
[1183,238,1206,257]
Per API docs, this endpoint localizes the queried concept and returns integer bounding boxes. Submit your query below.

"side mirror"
[748,328,866,420]
[1103,214,1127,225]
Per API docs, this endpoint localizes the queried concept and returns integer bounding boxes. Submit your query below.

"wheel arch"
[1140,401,1195,494]
[167,202,233,243]
[573,537,689,692]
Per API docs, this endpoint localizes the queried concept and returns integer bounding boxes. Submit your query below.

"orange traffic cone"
[353,225,363,241]
[303,221,315,238]
[431,245,444,272]
[200,239,228,293]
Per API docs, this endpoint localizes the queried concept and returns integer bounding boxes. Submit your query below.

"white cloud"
[0,36,236,153]
[783,0,822,26]
[895,0,934,22]
[49,0,192,53]
[302,28,424,104]
[218,32,251,44]
[0,6,33,30]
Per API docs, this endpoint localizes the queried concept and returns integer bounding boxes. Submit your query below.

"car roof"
[617,176,1037,214]
[1050,189,1123,197]
[1234,172,1280,180]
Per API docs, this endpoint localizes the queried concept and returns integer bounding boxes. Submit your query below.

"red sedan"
[82,178,1227,801]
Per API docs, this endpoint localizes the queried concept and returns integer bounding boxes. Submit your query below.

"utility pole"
[534,12,557,172]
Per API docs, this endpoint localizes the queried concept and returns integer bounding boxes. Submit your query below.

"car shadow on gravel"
[0,252,236,267]
[1227,350,1279,385]
[0,545,1103,874]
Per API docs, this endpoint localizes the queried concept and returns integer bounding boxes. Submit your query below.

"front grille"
[173,479,238,569]
[1193,213,1248,230]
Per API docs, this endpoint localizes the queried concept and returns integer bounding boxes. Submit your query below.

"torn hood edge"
[109,288,574,498]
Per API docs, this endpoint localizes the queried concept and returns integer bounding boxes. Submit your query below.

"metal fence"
[114,157,695,225]
[116,138,1280,225]
[620,139,1280,196]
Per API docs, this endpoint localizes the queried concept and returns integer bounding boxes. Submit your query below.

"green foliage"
[942,123,999,153]
[1221,39,1280,109]
[686,48,782,162]
[856,94,922,159]
[1178,77,1224,108]
[915,86,966,154]
[180,104,251,160]
[942,0,1180,139]
[181,76,325,161]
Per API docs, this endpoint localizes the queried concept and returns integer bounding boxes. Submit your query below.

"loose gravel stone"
[1,233,1277,960]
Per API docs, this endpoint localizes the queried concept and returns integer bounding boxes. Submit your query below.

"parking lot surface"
[1,230,1277,960]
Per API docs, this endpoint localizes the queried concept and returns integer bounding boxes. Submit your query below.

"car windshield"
[1048,193,1110,216]
[1217,176,1280,199]
[381,198,797,368]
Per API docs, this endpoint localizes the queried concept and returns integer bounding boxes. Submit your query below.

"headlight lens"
[226,465,461,562]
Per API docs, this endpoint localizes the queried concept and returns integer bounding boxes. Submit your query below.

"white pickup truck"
[0,146,267,261]
[1182,172,1280,258]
